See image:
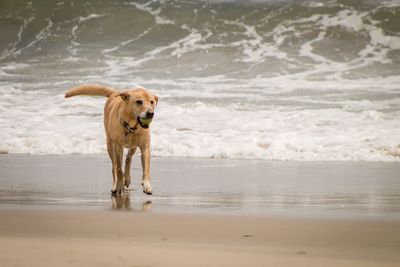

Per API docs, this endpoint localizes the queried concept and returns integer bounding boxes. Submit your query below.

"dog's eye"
[150,100,154,105]
[136,100,143,105]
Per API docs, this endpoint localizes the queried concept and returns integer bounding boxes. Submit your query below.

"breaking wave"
[1,0,400,161]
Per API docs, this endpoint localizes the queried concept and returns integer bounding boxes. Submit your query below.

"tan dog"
[65,85,158,195]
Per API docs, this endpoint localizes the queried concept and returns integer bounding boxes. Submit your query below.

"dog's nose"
[146,111,154,118]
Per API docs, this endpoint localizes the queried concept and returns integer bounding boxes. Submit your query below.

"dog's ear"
[118,92,130,101]
[154,95,159,106]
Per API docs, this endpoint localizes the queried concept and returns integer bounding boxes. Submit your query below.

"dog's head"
[118,88,158,128]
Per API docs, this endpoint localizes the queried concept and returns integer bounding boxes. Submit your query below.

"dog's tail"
[65,84,116,98]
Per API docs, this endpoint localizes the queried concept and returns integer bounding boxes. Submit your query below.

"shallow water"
[1,154,399,218]
[0,0,400,160]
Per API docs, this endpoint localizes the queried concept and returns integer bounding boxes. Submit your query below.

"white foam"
[0,5,35,61]
[1,78,399,161]
[103,26,223,74]
[66,13,105,58]
[379,0,400,7]
[150,101,400,161]
[102,28,152,54]
[126,1,174,25]
[223,20,288,63]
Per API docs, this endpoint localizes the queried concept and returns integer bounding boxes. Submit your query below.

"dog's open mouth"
[137,116,152,129]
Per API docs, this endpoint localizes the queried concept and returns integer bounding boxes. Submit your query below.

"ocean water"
[0,0,399,161]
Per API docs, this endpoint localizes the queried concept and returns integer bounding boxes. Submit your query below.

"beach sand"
[1,210,400,267]
[0,154,400,266]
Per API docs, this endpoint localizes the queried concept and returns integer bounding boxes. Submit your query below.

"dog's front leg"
[111,145,124,194]
[124,147,136,189]
[140,145,153,195]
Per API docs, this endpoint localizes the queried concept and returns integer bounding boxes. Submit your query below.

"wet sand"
[0,155,400,266]
[1,154,400,217]
[1,210,400,267]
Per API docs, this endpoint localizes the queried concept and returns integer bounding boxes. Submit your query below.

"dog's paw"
[124,176,131,188]
[111,181,125,195]
[141,181,153,195]
[124,185,132,191]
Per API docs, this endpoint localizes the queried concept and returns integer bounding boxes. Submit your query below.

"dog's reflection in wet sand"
[111,193,152,212]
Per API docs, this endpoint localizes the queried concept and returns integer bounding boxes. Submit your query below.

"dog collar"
[120,119,138,134]
[120,117,149,134]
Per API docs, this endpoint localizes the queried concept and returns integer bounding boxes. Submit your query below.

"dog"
[65,84,158,195]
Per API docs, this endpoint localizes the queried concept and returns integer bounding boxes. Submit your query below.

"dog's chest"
[121,131,142,148]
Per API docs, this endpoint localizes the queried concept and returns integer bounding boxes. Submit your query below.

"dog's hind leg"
[124,147,136,189]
